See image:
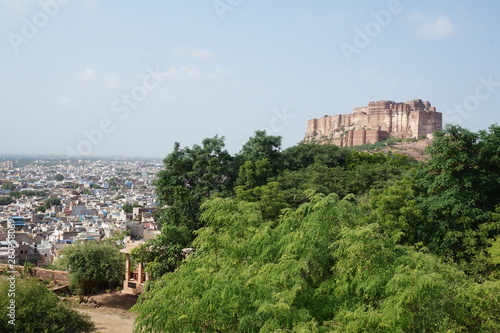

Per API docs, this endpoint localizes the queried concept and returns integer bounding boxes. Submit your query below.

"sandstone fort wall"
[305,99,442,147]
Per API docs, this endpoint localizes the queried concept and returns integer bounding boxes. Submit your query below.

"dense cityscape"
[0,157,162,268]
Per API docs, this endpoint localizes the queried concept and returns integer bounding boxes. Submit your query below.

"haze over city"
[1,0,499,157]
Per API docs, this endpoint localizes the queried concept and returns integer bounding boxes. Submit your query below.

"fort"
[305,99,442,147]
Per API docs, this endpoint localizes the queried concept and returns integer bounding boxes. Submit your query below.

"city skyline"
[1,0,500,158]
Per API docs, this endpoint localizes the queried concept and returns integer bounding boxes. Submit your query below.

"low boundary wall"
[0,263,69,286]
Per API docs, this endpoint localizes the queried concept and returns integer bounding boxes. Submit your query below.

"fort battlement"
[305,99,442,147]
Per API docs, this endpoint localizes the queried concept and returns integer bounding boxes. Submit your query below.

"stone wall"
[305,99,442,147]
[0,263,69,286]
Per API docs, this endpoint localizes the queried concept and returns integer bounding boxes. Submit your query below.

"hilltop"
[348,137,434,161]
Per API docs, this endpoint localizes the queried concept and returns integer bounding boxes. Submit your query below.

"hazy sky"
[1,0,499,158]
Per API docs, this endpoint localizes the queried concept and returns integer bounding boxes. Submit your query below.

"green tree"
[8,190,46,198]
[7,191,22,199]
[122,202,143,214]
[54,174,64,181]
[132,126,500,332]
[235,158,274,189]
[414,125,500,273]
[155,135,236,232]
[0,196,14,205]
[237,130,283,176]
[0,278,95,333]
[54,242,124,301]
[277,152,412,207]
[81,189,92,196]
[235,181,288,220]
[282,141,349,171]
[133,194,356,332]
[101,229,130,248]
[1,183,16,191]
[364,177,424,246]
[325,223,500,332]
[133,194,500,332]
[131,226,191,280]
[45,197,62,208]
[107,177,121,188]
[134,136,236,281]
[134,193,500,333]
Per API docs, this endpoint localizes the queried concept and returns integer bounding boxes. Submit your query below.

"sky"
[1,0,500,158]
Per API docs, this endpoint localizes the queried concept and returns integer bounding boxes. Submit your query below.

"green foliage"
[133,195,500,332]
[237,130,283,175]
[81,188,92,196]
[236,158,274,189]
[54,242,124,300]
[488,236,500,266]
[102,229,130,247]
[1,182,16,191]
[365,178,424,245]
[414,124,500,273]
[45,197,62,207]
[131,226,191,280]
[278,152,413,206]
[122,202,142,214]
[235,181,288,220]
[323,223,493,332]
[282,142,349,171]
[132,126,500,332]
[107,177,121,188]
[0,196,14,205]
[155,136,236,232]
[63,183,80,189]
[36,205,46,213]
[0,278,95,333]
[54,174,64,181]
[8,190,46,199]
[359,265,498,331]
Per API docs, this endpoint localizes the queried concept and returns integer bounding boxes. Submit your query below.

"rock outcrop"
[305,99,442,147]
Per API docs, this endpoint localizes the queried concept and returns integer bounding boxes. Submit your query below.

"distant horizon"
[0,119,496,160]
[0,153,164,161]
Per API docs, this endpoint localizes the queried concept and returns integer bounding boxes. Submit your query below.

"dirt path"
[78,308,136,333]
[72,292,138,333]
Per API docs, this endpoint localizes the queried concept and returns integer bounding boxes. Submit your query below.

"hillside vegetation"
[131,125,500,332]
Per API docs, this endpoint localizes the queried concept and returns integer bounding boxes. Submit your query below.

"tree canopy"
[154,135,236,232]
[414,124,500,274]
[0,277,95,333]
[45,197,62,208]
[133,195,500,332]
[132,125,500,332]
[0,196,14,206]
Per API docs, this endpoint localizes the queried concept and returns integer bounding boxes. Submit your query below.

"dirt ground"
[71,292,139,333]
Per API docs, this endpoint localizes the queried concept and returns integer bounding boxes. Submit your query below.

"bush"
[0,277,95,333]
[54,242,124,301]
